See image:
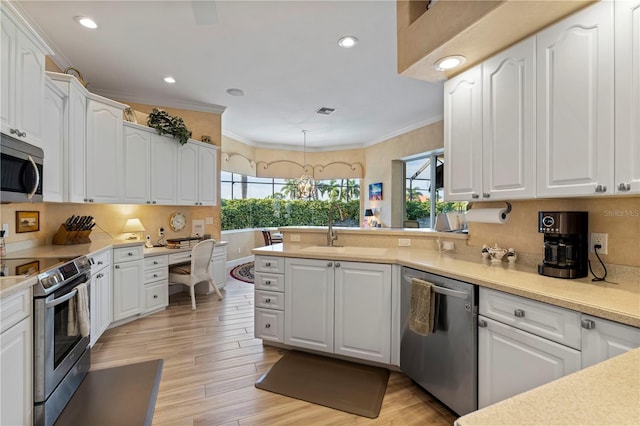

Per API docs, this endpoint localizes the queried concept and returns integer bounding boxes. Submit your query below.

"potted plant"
[147,108,192,145]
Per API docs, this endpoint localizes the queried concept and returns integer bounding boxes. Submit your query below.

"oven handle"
[403,274,470,300]
[27,155,40,200]
[45,289,77,308]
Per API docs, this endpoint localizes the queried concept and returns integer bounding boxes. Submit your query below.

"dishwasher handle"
[403,275,470,300]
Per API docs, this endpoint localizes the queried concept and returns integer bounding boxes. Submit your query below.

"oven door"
[33,276,90,403]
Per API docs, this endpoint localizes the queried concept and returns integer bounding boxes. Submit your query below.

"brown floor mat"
[255,350,389,418]
[55,359,163,426]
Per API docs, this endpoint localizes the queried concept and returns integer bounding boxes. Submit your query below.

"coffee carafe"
[538,211,588,279]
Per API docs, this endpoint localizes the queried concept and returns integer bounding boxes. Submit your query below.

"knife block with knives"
[52,215,95,245]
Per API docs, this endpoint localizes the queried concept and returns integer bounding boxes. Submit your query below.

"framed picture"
[16,260,39,275]
[16,211,40,233]
[369,182,383,201]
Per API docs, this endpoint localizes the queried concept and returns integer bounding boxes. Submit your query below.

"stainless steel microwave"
[1,132,44,203]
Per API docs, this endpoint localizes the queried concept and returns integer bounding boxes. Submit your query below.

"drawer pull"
[327,262,333,267]
[153,261,159,265]
[514,309,525,318]
[153,294,158,299]
[478,319,487,328]
[265,298,271,303]
[97,273,104,279]
[115,265,120,269]
[335,262,340,268]
[153,274,158,278]
[265,280,272,285]
[265,262,272,267]
[581,319,596,330]
[97,261,103,265]
[265,323,271,329]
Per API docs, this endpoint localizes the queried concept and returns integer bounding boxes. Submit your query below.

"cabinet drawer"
[480,288,581,349]
[90,249,111,274]
[254,255,285,274]
[254,272,284,292]
[144,267,168,283]
[255,290,285,310]
[144,255,168,270]
[168,251,192,265]
[113,245,144,263]
[255,308,284,343]
[144,280,168,313]
[0,288,31,334]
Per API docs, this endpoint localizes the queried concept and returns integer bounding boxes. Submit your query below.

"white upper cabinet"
[536,1,614,197]
[177,141,218,206]
[482,37,536,200]
[122,123,178,205]
[86,95,126,203]
[42,77,65,202]
[444,65,483,201]
[615,0,640,194]
[0,4,50,147]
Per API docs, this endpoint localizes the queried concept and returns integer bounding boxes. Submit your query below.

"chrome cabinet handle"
[335,262,340,268]
[265,298,271,303]
[153,261,158,265]
[153,294,158,299]
[265,262,272,266]
[514,309,525,318]
[265,323,271,328]
[97,261,103,265]
[264,280,272,285]
[581,319,596,330]
[97,273,104,279]
[153,274,158,278]
[327,262,333,267]
[478,319,487,328]
[115,265,120,269]
[618,183,631,191]
[482,192,490,198]
[595,184,607,193]
[472,193,480,199]
[128,252,134,256]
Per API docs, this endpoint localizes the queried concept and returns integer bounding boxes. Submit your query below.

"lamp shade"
[365,209,374,217]
[122,218,145,233]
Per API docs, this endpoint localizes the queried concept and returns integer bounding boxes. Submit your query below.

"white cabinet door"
[615,0,640,194]
[285,258,334,353]
[122,125,152,204]
[198,144,217,206]
[150,133,178,205]
[112,260,143,321]
[0,7,46,147]
[334,261,391,363]
[482,37,536,200]
[478,316,581,409]
[176,142,199,205]
[0,317,32,426]
[444,65,483,201]
[581,315,640,368]
[86,98,124,203]
[210,245,227,290]
[536,1,615,197]
[42,78,65,202]
[90,266,112,347]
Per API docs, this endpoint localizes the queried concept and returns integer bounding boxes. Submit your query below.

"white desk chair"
[169,239,223,309]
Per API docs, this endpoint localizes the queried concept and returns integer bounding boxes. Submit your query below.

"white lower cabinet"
[581,315,640,368]
[112,246,144,321]
[143,254,168,314]
[209,244,227,291]
[254,255,286,343]
[478,315,581,408]
[89,249,112,346]
[0,288,32,426]
[283,257,392,363]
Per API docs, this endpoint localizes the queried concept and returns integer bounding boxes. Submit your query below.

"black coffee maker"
[538,211,588,279]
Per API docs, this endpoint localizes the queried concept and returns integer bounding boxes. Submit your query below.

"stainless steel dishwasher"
[400,267,478,416]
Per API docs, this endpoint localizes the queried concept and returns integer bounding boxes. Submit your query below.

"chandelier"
[297,130,316,199]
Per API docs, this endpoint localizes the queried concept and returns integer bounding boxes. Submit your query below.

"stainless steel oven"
[31,256,92,426]
[0,132,43,203]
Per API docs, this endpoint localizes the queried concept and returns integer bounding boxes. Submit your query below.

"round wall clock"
[169,212,186,232]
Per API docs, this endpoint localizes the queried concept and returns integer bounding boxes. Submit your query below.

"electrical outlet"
[158,227,165,237]
[442,241,455,251]
[590,232,608,255]
[398,238,411,247]
[290,234,301,242]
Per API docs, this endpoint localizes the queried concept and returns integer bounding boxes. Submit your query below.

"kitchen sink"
[299,245,388,256]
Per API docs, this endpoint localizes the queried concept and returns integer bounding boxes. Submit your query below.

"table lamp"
[122,218,145,240]
[364,209,374,227]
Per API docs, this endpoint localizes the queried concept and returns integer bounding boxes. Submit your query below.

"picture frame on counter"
[16,210,40,233]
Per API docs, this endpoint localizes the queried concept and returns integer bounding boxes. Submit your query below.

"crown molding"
[362,114,444,148]
[90,89,227,114]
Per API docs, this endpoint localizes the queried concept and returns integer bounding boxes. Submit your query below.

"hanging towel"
[409,278,436,336]
[67,296,79,336]
[75,282,90,337]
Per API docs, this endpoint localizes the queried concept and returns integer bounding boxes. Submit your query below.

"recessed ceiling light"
[75,16,98,29]
[337,35,359,48]
[316,107,335,115]
[433,55,466,71]
[163,76,176,84]
[226,88,245,96]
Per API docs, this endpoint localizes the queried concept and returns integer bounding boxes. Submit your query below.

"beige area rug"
[255,350,390,418]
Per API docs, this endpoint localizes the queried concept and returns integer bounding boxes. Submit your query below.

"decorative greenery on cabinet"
[147,108,192,145]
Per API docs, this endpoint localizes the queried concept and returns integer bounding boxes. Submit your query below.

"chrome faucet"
[327,203,344,246]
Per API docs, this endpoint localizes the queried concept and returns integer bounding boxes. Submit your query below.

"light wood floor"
[91,278,458,425]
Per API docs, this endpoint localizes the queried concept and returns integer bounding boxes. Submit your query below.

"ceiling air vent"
[316,107,336,115]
